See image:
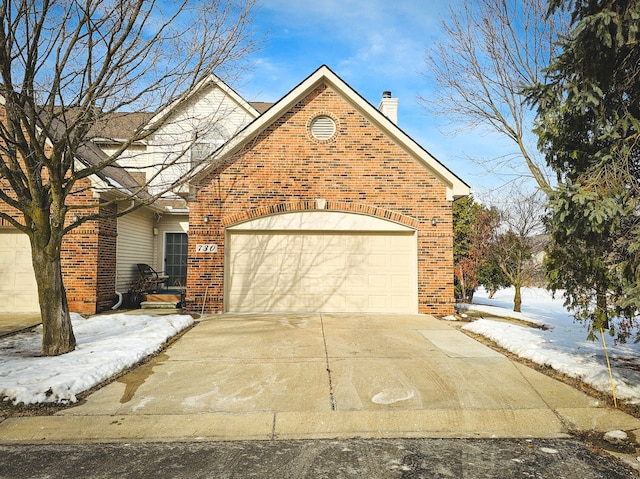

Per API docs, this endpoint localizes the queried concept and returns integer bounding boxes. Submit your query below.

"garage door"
[0,230,39,313]
[225,212,417,313]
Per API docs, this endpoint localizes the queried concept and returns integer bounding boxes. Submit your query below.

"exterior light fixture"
[203,215,210,223]
[431,217,438,226]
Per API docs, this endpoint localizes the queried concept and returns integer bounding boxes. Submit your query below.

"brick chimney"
[378,91,398,124]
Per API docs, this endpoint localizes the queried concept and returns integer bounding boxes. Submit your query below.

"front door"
[165,232,188,288]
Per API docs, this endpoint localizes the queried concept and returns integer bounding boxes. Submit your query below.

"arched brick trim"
[221,201,420,229]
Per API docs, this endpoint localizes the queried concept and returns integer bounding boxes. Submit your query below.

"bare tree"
[422,0,569,194]
[0,0,260,355]
[487,188,546,311]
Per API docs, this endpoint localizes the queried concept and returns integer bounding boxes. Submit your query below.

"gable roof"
[248,101,274,114]
[196,65,471,201]
[143,73,262,133]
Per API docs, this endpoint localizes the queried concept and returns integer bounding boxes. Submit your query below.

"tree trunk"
[513,283,522,312]
[31,235,76,356]
[457,270,468,303]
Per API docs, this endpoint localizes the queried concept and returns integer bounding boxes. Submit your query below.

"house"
[0,100,152,314]
[0,72,262,314]
[90,73,267,301]
[0,65,470,316]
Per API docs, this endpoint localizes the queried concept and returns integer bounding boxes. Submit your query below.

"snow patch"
[462,287,640,405]
[540,447,559,454]
[604,430,628,445]
[0,313,193,405]
[371,388,414,404]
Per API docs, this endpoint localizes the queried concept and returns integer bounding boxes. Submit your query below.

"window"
[165,232,188,287]
[190,142,211,167]
[190,123,230,168]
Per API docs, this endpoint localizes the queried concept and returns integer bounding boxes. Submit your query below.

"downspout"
[112,292,123,310]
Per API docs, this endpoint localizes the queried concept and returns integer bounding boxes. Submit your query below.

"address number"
[196,244,218,253]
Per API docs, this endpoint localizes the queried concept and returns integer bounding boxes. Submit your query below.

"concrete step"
[140,301,180,309]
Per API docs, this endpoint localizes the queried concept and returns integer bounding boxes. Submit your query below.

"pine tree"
[531,0,640,340]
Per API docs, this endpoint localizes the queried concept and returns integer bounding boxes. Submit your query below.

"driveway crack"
[271,413,277,440]
[320,314,337,411]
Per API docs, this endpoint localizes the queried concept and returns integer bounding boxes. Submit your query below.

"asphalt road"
[0,438,637,479]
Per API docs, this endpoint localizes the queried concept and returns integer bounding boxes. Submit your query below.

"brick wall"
[96,204,118,311]
[61,198,118,314]
[188,83,455,315]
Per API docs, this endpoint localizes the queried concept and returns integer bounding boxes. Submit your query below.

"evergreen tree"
[531,0,640,340]
[478,259,511,299]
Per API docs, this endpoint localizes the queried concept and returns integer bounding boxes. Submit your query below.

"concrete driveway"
[0,313,40,337]
[2,313,640,443]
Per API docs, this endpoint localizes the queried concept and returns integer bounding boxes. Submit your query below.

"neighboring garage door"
[225,211,417,313]
[0,230,39,313]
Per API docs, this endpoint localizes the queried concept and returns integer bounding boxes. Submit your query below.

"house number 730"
[196,244,218,253]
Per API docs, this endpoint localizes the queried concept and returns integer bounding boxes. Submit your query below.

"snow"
[461,287,640,404]
[0,313,193,405]
[604,430,629,444]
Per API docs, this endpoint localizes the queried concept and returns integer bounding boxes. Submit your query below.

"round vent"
[310,115,336,140]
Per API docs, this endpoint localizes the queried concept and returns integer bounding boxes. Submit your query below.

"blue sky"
[234,0,517,195]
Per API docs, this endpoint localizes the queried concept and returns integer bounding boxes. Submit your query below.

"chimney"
[378,91,398,124]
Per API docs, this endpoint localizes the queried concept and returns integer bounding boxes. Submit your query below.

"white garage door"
[0,230,39,313]
[225,212,417,313]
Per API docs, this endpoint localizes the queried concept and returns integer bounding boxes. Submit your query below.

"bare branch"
[0,0,261,355]
[422,0,570,194]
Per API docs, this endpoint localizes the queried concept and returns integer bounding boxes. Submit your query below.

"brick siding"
[62,199,117,313]
[0,177,118,314]
[188,83,455,315]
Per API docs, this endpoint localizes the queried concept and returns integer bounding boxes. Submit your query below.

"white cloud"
[239,0,502,191]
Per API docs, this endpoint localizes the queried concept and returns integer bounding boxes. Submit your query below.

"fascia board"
[94,189,165,213]
[212,74,261,118]
[363,110,472,200]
